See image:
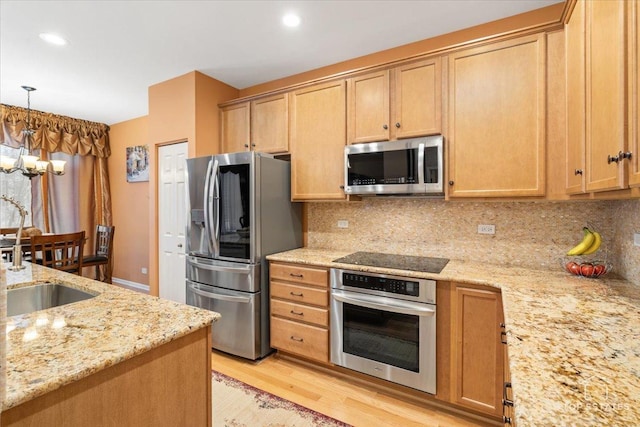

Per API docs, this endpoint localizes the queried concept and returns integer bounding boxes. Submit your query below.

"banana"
[567,227,595,256]
[581,230,602,255]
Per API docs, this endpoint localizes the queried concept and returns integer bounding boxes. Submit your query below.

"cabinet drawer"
[271,281,328,307]
[270,263,328,288]
[271,299,329,327]
[270,317,328,363]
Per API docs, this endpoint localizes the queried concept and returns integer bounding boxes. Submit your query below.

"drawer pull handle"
[290,310,304,316]
[290,336,304,342]
[290,292,304,297]
[289,273,304,278]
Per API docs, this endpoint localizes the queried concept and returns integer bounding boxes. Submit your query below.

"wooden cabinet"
[220,102,250,153]
[269,262,330,363]
[565,0,637,194]
[628,0,640,188]
[450,283,504,417]
[251,93,289,153]
[347,58,441,143]
[220,94,288,154]
[447,34,546,198]
[289,80,347,200]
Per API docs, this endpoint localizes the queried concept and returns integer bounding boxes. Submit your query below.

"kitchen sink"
[7,283,97,317]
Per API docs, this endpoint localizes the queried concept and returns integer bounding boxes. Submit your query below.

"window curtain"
[0,104,112,277]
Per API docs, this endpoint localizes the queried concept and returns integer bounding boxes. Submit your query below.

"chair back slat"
[30,231,85,274]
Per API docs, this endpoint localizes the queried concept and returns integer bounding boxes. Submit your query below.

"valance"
[0,104,111,158]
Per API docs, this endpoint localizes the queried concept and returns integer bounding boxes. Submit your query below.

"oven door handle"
[332,291,435,317]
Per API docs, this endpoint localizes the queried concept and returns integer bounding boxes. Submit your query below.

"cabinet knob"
[339,185,345,189]
[244,144,249,148]
[251,143,256,148]
[574,169,583,176]
[395,122,401,128]
[619,151,633,160]
[448,180,454,186]
[177,243,183,248]
[608,154,620,164]
[383,124,388,130]
[503,416,512,425]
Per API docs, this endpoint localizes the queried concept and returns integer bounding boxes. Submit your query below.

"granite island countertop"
[2,262,219,411]
[267,248,640,426]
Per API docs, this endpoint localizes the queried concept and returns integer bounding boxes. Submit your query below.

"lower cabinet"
[269,262,330,363]
[448,282,505,417]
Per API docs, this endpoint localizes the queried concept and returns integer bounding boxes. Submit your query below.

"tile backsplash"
[306,198,640,286]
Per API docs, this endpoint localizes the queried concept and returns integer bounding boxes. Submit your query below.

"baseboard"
[111,277,149,293]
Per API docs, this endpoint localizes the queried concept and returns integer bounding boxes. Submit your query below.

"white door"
[158,142,187,303]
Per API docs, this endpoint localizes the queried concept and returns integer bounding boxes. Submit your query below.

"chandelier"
[0,86,66,178]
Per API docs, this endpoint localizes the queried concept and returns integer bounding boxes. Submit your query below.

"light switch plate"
[478,224,496,235]
[634,232,640,247]
[337,220,349,229]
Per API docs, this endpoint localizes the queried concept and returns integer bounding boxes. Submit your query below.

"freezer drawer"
[186,256,260,292]
[186,279,268,360]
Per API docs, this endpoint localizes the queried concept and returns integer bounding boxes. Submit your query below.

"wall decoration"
[126,145,149,182]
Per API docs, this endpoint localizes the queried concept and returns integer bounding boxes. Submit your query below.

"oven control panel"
[342,272,419,297]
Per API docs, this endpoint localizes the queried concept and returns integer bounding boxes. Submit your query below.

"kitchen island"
[267,248,640,426]
[1,262,219,426]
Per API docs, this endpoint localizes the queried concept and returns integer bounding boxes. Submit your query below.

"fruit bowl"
[562,259,612,278]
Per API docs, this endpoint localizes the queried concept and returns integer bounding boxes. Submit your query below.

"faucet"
[0,195,28,271]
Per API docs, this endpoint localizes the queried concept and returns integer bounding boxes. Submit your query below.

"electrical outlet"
[141,267,148,275]
[634,232,640,247]
[478,224,496,235]
[337,220,349,229]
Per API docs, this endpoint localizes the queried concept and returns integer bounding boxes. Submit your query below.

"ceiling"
[0,0,562,126]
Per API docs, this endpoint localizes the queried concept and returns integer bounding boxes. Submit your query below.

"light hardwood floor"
[211,350,495,427]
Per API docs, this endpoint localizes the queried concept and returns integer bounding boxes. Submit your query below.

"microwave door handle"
[187,282,251,303]
[417,142,425,186]
[211,158,220,257]
[332,292,435,317]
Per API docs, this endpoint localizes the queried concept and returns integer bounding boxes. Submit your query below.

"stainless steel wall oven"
[330,268,436,394]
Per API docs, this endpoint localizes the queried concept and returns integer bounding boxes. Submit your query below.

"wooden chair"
[82,225,115,283]
[0,227,19,236]
[30,231,85,275]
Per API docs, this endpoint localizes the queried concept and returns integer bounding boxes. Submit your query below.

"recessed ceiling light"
[282,13,301,28]
[39,32,68,46]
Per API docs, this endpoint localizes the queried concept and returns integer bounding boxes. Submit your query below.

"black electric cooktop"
[332,251,449,274]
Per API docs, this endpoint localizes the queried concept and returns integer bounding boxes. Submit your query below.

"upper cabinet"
[289,80,347,201]
[347,58,441,144]
[447,34,546,198]
[251,93,289,154]
[628,0,640,187]
[565,0,638,194]
[220,102,250,154]
[220,94,289,154]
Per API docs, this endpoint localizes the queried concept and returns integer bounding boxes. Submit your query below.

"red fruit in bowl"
[593,264,606,276]
[580,263,595,277]
[566,261,581,275]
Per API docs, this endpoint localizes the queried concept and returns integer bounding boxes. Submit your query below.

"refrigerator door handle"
[203,158,214,254]
[187,282,251,303]
[186,256,253,274]
[211,158,220,257]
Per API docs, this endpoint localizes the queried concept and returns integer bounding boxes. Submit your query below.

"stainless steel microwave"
[344,136,444,196]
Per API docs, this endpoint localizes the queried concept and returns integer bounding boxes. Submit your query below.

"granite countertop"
[267,248,640,426]
[2,263,219,411]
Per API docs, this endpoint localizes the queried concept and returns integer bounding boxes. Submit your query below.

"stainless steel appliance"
[330,268,437,394]
[344,135,444,196]
[185,151,302,360]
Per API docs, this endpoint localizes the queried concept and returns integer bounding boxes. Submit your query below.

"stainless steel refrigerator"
[185,151,302,360]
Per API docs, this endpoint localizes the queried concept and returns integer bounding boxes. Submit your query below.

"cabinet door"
[451,284,504,417]
[251,94,288,154]
[347,70,390,143]
[289,80,347,201]
[629,0,640,187]
[565,1,587,194]
[394,58,442,139]
[585,0,626,192]
[448,34,546,197]
[220,102,250,154]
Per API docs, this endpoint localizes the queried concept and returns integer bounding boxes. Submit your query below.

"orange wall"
[108,115,150,285]
[146,71,238,295]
